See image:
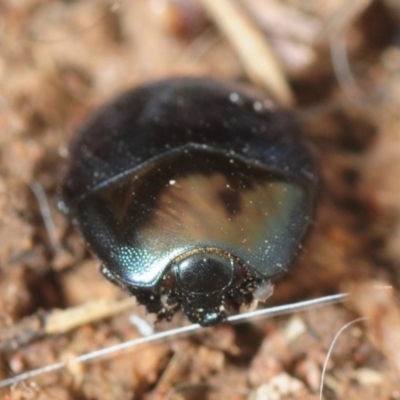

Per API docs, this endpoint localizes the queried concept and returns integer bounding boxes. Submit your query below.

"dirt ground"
[0,0,400,399]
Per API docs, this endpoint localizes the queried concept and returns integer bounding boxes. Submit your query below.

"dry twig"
[197,0,294,106]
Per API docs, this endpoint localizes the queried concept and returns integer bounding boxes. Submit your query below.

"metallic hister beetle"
[61,77,318,326]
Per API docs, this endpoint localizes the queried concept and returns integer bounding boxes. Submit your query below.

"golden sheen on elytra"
[60,77,318,327]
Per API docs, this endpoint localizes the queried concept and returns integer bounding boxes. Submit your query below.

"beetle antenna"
[0,293,347,389]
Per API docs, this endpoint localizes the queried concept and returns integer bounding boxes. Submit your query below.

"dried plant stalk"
[198,0,294,107]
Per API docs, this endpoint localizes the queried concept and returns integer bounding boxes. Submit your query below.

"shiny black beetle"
[61,77,318,326]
